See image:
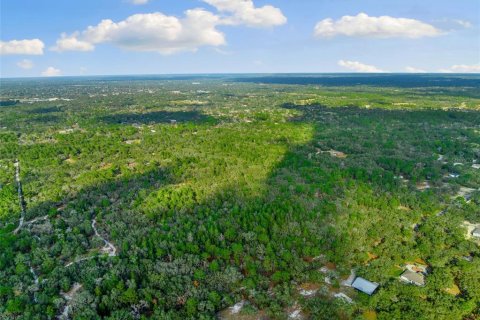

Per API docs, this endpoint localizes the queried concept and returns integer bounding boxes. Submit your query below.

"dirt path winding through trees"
[64,256,96,268]
[29,263,39,303]
[29,265,39,286]
[92,218,117,257]
[11,161,117,316]
[58,283,83,320]
[60,219,117,317]
[11,159,48,233]
[25,215,49,226]
[65,217,117,267]
[13,159,27,234]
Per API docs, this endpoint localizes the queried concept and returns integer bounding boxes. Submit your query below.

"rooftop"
[352,277,379,295]
[400,270,425,286]
[472,228,480,237]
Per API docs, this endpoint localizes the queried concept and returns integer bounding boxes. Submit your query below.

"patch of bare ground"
[217,301,268,320]
[298,282,322,297]
[453,187,477,201]
[416,181,431,191]
[316,149,348,159]
[124,139,141,145]
[58,283,83,319]
[64,157,76,164]
[462,221,480,243]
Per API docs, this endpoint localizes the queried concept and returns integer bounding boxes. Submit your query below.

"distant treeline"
[233,74,480,88]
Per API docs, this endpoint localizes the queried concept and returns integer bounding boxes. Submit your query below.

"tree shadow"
[30,106,63,114]
[29,114,60,124]
[0,100,20,107]
[0,107,61,129]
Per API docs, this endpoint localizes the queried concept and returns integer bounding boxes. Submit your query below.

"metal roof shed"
[352,277,379,295]
[472,227,480,238]
[400,270,425,286]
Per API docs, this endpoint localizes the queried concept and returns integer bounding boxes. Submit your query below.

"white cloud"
[41,66,62,77]
[439,64,480,73]
[130,0,149,4]
[54,1,285,54]
[433,18,473,31]
[203,0,287,27]
[17,59,34,70]
[451,19,472,28]
[405,66,427,73]
[314,13,442,39]
[338,60,384,73]
[213,48,233,55]
[52,33,95,52]
[54,10,226,54]
[0,39,44,55]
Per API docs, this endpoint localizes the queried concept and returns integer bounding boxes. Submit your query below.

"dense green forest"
[0,74,479,319]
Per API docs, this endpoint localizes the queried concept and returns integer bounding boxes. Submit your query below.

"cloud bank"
[405,66,427,73]
[53,0,286,54]
[439,64,480,73]
[203,0,287,27]
[338,60,384,72]
[0,39,44,55]
[315,13,442,39]
[52,33,95,52]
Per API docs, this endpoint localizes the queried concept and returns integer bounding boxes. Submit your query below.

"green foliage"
[0,75,479,319]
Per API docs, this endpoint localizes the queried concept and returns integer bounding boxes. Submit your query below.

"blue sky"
[0,0,479,77]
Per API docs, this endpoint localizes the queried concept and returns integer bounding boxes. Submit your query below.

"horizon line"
[1,72,480,80]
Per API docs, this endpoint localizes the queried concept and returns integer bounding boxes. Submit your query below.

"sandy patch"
[298,283,321,296]
[125,139,141,145]
[444,284,461,296]
[462,221,480,241]
[416,181,431,191]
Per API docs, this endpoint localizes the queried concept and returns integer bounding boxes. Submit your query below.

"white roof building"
[400,270,425,286]
[351,277,379,295]
[472,228,480,238]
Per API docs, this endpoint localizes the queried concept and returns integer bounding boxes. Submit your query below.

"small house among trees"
[400,270,425,286]
[405,260,429,274]
[351,277,379,295]
[472,228,480,238]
